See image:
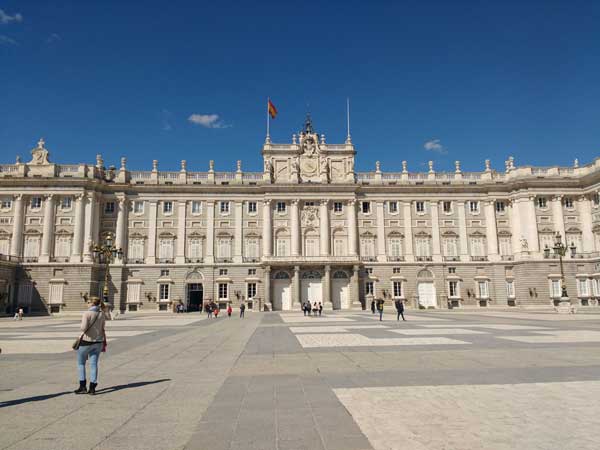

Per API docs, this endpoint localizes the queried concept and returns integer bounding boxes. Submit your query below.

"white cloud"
[0,9,23,25]
[188,113,230,129]
[46,33,61,44]
[0,35,17,45]
[424,138,447,154]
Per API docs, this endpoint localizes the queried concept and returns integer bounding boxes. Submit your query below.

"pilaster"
[347,199,358,256]
[579,195,594,253]
[263,266,271,311]
[10,194,25,257]
[323,265,333,310]
[402,201,414,262]
[376,201,386,261]
[291,200,300,256]
[145,200,157,264]
[552,195,566,240]
[234,201,243,263]
[115,195,128,264]
[430,201,441,262]
[70,193,86,263]
[262,200,272,257]
[484,200,499,261]
[351,264,361,309]
[176,200,187,264]
[458,201,469,260]
[292,265,300,309]
[205,201,215,263]
[83,193,97,263]
[39,194,55,263]
[320,200,330,256]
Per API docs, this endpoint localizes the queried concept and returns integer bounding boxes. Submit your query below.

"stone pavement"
[1,309,600,450]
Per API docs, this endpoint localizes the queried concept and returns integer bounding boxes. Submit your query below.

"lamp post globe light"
[91,232,123,306]
[544,232,576,311]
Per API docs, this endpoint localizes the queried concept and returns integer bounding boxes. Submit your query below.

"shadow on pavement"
[0,391,71,408]
[95,378,171,395]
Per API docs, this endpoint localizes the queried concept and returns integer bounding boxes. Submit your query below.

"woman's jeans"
[77,343,102,383]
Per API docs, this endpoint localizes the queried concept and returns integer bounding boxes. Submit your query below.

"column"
[39,194,55,263]
[115,195,128,263]
[291,200,300,256]
[205,201,215,263]
[70,194,85,263]
[263,266,271,310]
[292,265,300,308]
[320,200,330,256]
[430,201,441,262]
[176,200,187,263]
[10,194,25,257]
[402,201,414,262]
[234,201,243,263]
[552,195,566,239]
[83,193,97,263]
[262,200,272,257]
[457,201,469,260]
[351,264,361,309]
[579,195,594,253]
[523,196,539,253]
[484,200,499,261]
[145,200,157,264]
[509,199,522,255]
[323,265,332,309]
[347,200,358,256]
[376,201,386,261]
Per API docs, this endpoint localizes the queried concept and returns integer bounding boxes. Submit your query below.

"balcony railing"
[215,257,233,263]
[416,256,433,262]
[470,256,488,262]
[158,258,174,264]
[387,256,405,262]
[360,256,377,262]
[501,255,514,261]
[443,256,460,262]
[186,257,204,264]
[127,258,145,264]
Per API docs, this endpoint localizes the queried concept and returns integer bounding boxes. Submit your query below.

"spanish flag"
[268,99,278,119]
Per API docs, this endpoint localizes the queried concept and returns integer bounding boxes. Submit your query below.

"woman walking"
[74,297,107,395]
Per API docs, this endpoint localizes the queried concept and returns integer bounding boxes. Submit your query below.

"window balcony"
[387,256,405,262]
[500,255,514,261]
[51,256,70,263]
[416,256,433,262]
[158,258,174,264]
[360,256,377,262]
[215,257,233,263]
[243,257,260,263]
[24,257,39,263]
[470,256,488,262]
[185,257,204,264]
[443,256,460,262]
[127,258,145,264]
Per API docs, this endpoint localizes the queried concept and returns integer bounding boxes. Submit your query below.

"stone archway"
[272,271,291,311]
[417,269,437,308]
[331,270,350,310]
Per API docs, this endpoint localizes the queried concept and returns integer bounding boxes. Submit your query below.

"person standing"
[370,299,376,314]
[303,301,308,316]
[318,302,323,316]
[395,298,405,321]
[227,304,232,317]
[312,302,318,316]
[240,302,246,318]
[18,307,24,320]
[376,298,384,321]
[74,297,107,395]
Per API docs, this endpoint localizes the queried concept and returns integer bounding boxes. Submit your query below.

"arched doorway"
[301,270,322,306]
[417,268,437,308]
[272,271,291,311]
[331,270,350,310]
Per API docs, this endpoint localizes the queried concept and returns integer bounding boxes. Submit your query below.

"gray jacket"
[80,309,107,342]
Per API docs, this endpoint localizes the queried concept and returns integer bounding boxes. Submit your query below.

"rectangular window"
[159,284,170,301]
[247,201,257,214]
[248,268,256,275]
[191,201,202,214]
[133,201,144,214]
[551,279,561,297]
[247,283,257,299]
[365,281,374,296]
[31,197,42,209]
[478,281,489,298]
[333,238,345,256]
[495,201,505,213]
[104,202,115,214]
[499,237,512,256]
[537,197,547,208]
[0,237,10,255]
[61,196,72,210]
[506,280,515,298]
[159,239,174,260]
[365,268,373,275]
[305,238,318,257]
[220,201,230,214]
[188,238,202,259]
[448,267,456,274]
[415,238,431,257]
[129,239,145,260]
[218,239,232,258]
[24,237,40,258]
[578,279,589,297]
[389,238,402,257]
[564,197,574,209]
[443,238,458,257]
[334,202,343,213]
[361,201,371,214]
[160,269,170,277]
[360,238,375,257]
[54,236,71,257]
[304,201,315,207]
[393,281,402,298]
[415,201,425,213]
[393,267,401,274]
[219,269,228,276]
[163,201,173,214]
[276,238,289,256]
[218,283,228,299]
[469,201,480,213]
[276,201,286,213]
[470,237,485,257]
[388,201,398,214]
[442,201,452,213]
[448,280,459,297]
[1,197,12,209]
[245,238,259,258]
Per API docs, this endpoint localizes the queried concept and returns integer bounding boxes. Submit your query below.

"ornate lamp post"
[92,232,123,305]
[544,232,576,307]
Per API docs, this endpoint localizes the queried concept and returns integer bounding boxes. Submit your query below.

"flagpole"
[266,97,271,143]
[346,97,351,143]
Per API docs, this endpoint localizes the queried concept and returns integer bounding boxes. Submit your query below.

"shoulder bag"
[72,312,101,350]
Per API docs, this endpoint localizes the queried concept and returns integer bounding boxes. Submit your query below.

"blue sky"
[1,1,599,173]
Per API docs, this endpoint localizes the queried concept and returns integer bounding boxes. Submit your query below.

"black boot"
[74,380,87,394]
[88,382,97,395]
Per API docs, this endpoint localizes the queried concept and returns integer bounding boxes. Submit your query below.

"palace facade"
[1,118,600,314]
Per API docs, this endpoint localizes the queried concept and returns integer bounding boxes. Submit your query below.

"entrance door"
[417,282,437,308]
[187,283,203,312]
[331,279,349,310]
[301,279,322,305]
[273,280,292,311]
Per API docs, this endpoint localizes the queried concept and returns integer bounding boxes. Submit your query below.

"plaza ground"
[1,309,600,450]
